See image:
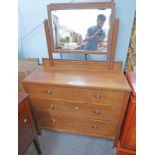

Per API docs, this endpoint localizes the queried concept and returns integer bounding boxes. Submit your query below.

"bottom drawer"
[36,112,117,139]
[18,113,34,141]
[18,113,34,155]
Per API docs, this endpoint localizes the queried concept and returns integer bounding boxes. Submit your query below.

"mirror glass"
[51,8,112,53]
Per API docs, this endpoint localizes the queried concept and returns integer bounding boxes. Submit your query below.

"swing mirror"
[47,2,115,56]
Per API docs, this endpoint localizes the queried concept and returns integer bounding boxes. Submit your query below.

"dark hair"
[97,14,106,22]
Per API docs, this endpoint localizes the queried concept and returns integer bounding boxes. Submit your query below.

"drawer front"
[18,100,26,116]
[35,112,117,139]
[24,83,123,105]
[18,113,34,150]
[31,97,120,122]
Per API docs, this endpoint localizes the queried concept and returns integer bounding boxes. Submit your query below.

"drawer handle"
[23,118,28,127]
[94,109,100,115]
[47,89,52,95]
[49,104,55,110]
[92,124,98,129]
[24,118,27,123]
[51,119,56,124]
[95,93,101,98]
[75,106,79,110]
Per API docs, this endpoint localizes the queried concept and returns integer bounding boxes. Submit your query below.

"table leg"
[34,136,42,154]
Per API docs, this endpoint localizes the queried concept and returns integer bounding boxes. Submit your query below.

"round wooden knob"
[47,89,52,95]
[95,93,101,98]
[24,118,27,123]
[92,124,98,129]
[52,119,56,124]
[75,106,79,110]
[49,104,55,110]
[94,109,100,115]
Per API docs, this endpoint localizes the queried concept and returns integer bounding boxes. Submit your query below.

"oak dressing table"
[22,1,131,146]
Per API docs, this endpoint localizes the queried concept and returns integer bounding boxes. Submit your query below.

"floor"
[25,129,116,155]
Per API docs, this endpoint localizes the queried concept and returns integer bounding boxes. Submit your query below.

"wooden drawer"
[31,97,121,122]
[18,100,26,116]
[24,83,124,105]
[35,112,117,139]
[18,113,34,146]
[18,112,34,155]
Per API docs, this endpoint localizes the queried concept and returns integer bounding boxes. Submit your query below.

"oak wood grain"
[116,72,136,155]
[36,112,117,139]
[23,67,130,91]
[117,141,135,155]
[109,19,119,69]
[42,58,122,71]
[30,97,121,121]
[22,65,130,142]
[44,19,53,66]
[24,83,125,105]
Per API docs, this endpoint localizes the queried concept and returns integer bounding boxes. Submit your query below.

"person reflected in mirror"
[81,14,106,51]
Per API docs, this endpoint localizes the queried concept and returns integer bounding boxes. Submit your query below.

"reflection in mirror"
[61,53,107,61]
[51,8,112,52]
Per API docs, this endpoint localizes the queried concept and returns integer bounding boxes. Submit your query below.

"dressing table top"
[23,67,131,92]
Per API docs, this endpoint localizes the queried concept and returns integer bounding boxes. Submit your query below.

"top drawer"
[23,83,124,105]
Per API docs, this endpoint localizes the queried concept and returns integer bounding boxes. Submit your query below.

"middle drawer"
[30,97,120,122]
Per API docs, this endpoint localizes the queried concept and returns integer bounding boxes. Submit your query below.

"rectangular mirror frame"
[47,1,115,56]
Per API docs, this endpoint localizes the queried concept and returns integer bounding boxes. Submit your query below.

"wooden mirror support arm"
[109,19,119,70]
[44,19,54,66]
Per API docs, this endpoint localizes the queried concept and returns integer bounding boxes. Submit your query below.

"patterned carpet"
[25,129,116,155]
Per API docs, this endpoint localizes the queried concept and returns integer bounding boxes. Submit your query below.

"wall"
[18,0,136,70]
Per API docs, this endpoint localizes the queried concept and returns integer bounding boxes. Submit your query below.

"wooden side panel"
[117,141,136,155]
[125,112,136,149]
[113,92,130,146]
[117,149,135,155]
[116,72,136,154]
[120,96,136,150]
